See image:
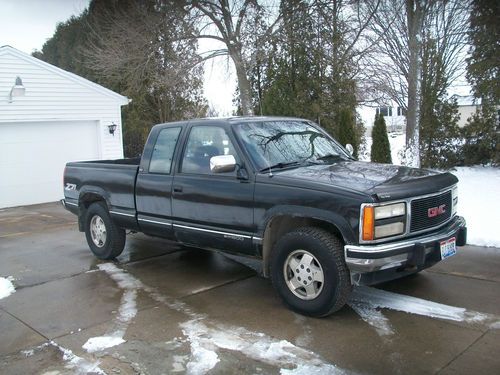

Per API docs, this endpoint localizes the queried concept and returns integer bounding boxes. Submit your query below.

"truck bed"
[64,158,140,218]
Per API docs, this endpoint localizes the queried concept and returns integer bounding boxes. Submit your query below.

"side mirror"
[345,143,354,156]
[210,154,236,173]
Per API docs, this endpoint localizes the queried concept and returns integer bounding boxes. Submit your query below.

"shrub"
[371,113,392,163]
[462,104,499,165]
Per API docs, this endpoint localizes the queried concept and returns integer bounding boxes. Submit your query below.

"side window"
[149,127,181,174]
[181,126,239,175]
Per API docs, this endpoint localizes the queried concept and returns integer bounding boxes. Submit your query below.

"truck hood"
[270,161,458,201]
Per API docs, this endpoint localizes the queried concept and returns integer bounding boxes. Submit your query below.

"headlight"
[374,203,405,219]
[362,202,406,241]
[375,222,405,238]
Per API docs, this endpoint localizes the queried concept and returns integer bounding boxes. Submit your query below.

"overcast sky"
[0,0,90,53]
[0,0,236,115]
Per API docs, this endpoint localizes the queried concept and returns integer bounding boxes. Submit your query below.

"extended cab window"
[149,127,181,174]
[181,126,239,175]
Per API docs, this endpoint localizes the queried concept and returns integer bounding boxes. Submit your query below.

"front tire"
[270,227,351,317]
[84,202,126,260]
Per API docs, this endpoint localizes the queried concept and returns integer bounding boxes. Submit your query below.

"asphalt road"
[0,202,499,374]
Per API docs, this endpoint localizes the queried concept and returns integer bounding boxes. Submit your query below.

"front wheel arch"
[261,215,347,277]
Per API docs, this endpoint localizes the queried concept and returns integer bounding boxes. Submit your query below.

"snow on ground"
[348,286,500,337]
[0,276,15,300]
[452,166,500,247]
[361,133,500,247]
[82,263,140,353]
[348,301,395,337]
[91,262,347,374]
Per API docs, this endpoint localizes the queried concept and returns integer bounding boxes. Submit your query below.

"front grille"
[410,190,452,233]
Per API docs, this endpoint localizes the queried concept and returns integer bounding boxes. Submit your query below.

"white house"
[452,94,481,128]
[0,46,129,209]
[357,101,407,135]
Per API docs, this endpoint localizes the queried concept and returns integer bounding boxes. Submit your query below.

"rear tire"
[84,202,126,260]
[270,227,351,317]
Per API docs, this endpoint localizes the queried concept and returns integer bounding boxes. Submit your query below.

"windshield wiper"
[259,161,301,173]
[316,153,345,162]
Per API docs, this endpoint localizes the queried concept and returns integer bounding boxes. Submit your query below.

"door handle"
[173,185,183,193]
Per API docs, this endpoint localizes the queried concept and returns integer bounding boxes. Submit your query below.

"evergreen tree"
[464,0,499,165]
[420,98,462,168]
[419,37,462,169]
[467,0,500,105]
[462,105,499,165]
[259,0,319,120]
[255,0,361,155]
[335,108,358,158]
[371,114,392,164]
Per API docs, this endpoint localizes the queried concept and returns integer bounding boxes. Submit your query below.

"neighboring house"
[0,45,129,209]
[357,101,406,135]
[451,94,481,128]
[358,95,487,135]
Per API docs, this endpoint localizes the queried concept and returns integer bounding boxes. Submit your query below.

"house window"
[376,106,392,117]
[397,107,406,116]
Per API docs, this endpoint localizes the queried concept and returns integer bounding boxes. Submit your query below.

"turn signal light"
[362,205,375,241]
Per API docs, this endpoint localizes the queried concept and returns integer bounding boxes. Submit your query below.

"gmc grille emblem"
[428,204,446,218]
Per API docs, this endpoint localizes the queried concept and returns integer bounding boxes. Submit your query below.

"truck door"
[135,126,182,239]
[171,124,255,254]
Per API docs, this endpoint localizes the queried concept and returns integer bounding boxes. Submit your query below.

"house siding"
[0,48,127,159]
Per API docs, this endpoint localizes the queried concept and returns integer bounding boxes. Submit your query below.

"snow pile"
[0,277,15,300]
[451,166,500,247]
[82,334,125,353]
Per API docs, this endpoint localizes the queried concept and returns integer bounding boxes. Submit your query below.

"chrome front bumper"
[345,216,467,276]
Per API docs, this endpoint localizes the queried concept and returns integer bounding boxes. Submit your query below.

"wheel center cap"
[296,267,313,285]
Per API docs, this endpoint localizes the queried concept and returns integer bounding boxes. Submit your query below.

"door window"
[181,126,239,175]
[149,127,181,174]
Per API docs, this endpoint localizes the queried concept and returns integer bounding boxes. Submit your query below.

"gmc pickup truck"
[62,117,467,317]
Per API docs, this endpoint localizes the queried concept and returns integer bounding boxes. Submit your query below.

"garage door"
[0,121,100,208]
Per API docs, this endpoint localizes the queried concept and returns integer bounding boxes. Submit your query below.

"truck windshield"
[234,120,350,172]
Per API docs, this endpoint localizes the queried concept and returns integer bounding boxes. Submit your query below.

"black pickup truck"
[62,117,466,317]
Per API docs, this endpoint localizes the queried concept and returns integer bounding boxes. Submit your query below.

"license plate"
[440,237,456,259]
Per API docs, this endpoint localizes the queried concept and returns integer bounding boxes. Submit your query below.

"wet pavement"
[0,202,499,374]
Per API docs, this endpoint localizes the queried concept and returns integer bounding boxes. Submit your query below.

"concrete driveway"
[0,202,499,374]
